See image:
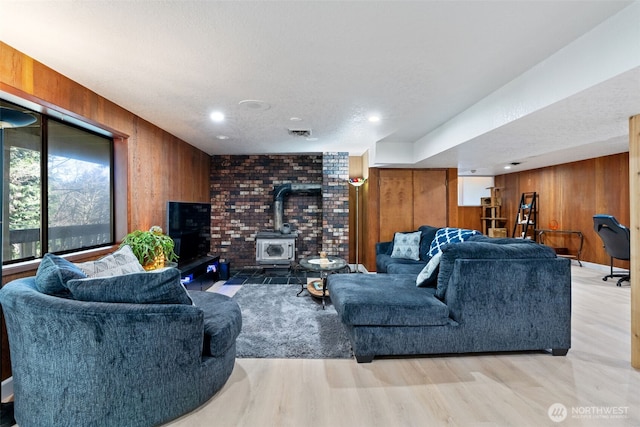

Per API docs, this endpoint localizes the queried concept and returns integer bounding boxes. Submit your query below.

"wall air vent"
[288,129,312,138]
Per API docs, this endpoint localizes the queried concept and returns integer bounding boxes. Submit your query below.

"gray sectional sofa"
[328,235,572,363]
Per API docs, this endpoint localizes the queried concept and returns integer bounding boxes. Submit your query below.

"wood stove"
[255,231,296,266]
[254,182,322,266]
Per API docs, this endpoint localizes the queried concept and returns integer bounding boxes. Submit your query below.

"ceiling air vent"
[288,129,312,138]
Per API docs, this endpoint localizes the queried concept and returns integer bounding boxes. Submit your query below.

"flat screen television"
[166,201,211,267]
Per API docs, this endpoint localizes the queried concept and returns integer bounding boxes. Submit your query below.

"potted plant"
[120,225,178,270]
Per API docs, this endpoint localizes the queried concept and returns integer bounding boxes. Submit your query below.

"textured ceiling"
[0,0,638,175]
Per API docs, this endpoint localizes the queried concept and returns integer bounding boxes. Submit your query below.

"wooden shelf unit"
[481,187,508,237]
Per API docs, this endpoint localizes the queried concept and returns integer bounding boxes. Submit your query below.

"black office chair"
[593,214,630,286]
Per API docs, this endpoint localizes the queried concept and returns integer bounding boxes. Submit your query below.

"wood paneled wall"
[0,43,212,281]
[361,167,455,272]
[0,41,211,273]
[457,206,483,231]
[496,153,630,267]
[354,153,629,272]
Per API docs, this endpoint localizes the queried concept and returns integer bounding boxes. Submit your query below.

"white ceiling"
[1,0,639,176]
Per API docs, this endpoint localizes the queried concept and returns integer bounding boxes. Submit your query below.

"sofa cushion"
[418,225,440,261]
[467,234,537,245]
[428,227,481,258]
[390,231,422,260]
[387,262,426,275]
[35,253,88,297]
[377,254,424,273]
[75,245,145,277]
[435,241,557,300]
[66,267,193,305]
[328,274,450,327]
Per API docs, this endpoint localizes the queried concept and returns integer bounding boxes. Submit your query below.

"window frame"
[1,100,116,265]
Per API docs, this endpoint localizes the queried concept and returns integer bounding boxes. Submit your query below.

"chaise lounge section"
[328,236,571,363]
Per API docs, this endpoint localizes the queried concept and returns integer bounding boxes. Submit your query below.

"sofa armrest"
[444,258,571,349]
[376,241,392,255]
[189,291,242,357]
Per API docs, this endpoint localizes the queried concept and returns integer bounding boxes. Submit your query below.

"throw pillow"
[428,227,481,258]
[416,251,441,288]
[75,245,145,277]
[390,231,422,261]
[35,253,87,297]
[418,225,440,261]
[65,267,193,305]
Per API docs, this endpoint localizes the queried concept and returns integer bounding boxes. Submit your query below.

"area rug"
[232,284,353,359]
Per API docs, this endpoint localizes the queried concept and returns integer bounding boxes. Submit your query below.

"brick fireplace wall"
[210,153,349,269]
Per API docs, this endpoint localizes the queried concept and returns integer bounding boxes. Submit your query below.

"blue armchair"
[0,276,242,427]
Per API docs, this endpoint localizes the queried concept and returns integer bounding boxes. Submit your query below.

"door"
[413,169,447,228]
[379,169,414,242]
[378,169,448,242]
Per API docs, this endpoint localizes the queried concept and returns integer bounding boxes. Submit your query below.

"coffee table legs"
[320,277,327,309]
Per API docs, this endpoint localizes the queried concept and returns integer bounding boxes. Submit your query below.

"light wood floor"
[166,265,639,427]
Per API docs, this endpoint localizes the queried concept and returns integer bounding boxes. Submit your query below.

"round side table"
[297,256,348,309]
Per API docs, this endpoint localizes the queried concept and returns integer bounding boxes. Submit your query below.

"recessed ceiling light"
[289,117,303,122]
[504,165,512,170]
[238,100,271,111]
[210,111,225,122]
[216,135,229,140]
[368,115,381,123]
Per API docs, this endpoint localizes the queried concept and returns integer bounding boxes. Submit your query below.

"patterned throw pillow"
[75,245,145,277]
[390,231,422,261]
[416,228,481,288]
[427,228,481,258]
[416,252,442,287]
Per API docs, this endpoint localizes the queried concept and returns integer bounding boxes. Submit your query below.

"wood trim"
[630,114,640,369]
[447,169,458,227]
[362,168,380,272]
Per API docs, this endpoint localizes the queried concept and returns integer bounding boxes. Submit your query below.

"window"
[457,176,495,206]
[1,100,114,264]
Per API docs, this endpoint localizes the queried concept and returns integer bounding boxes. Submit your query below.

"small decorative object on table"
[120,226,178,270]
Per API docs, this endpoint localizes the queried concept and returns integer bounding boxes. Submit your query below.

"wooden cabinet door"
[413,169,447,228]
[379,169,414,242]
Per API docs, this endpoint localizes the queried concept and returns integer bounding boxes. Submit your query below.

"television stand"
[177,255,220,290]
